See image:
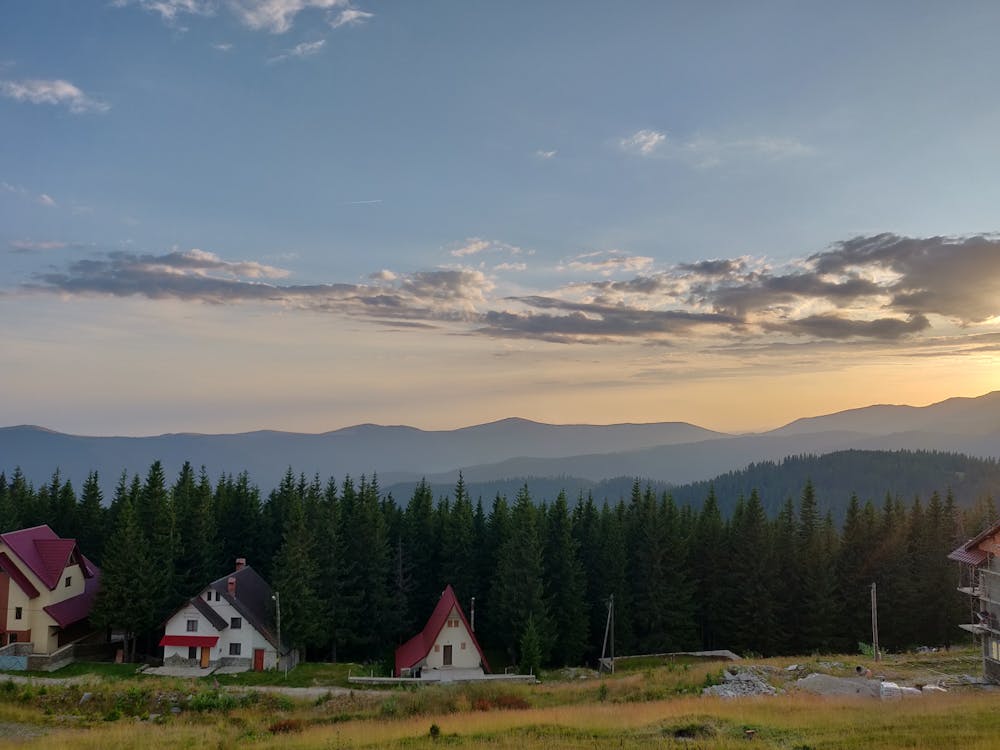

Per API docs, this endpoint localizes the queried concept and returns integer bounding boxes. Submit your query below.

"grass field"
[0,647,994,749]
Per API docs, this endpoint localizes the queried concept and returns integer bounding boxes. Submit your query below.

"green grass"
[0,647,990,748]
[211,661,362,688]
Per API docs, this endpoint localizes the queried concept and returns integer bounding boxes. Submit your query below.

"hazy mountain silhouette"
[1,392,997,496]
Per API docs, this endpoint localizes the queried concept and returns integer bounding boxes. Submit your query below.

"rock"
[922,684,947,693]
[796,673,880,698]
[78,692,93,705]
[785,664,801,671]
[702,669,778,698]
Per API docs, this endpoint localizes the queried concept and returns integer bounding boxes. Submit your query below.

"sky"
[3,1,1000,436]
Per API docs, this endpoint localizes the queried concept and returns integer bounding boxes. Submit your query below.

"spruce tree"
[271,492,323,655]
[544,492,587,666]
[92,494,155,662]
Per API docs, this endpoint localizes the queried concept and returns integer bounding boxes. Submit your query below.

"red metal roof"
[43,570,101,627]
[949,518,1000,566]
[948,548,988,566]
[0,525,94,590]
[394,585,489,676]
[0,552,40,599]
[159,635,219,648]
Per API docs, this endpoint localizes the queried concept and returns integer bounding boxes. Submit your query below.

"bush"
[268,718,303,734]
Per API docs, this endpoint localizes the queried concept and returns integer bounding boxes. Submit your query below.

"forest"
[0,461,992,672]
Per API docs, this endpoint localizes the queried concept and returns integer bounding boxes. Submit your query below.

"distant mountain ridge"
[1,392,998,497]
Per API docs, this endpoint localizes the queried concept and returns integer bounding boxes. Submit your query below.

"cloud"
[111,0,213,23]
[449,237,528,259]
[619,129,666,156]
[329,6,373,28]
[0,79,109,114]
[268,38,326,62]
[37,193,57,207]
[559,250,654,276]
[619,127,811,166]
[229,0,346,32]
[25,249,491,324]
[213,42,234,51]
[18,233,1000,347]
[116,0,371,33]
[535,149,557,160]
[9,240,67,253]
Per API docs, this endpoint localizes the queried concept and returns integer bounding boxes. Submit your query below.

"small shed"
[395,585,489,678]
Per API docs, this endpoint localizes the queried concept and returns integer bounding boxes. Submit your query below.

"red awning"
[159,635,219,647]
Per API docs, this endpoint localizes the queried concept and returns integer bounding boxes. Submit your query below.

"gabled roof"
[191,595,229,630]
[0,552,40,598]
[949,518,1000,565]
[395,585,489,676]
[207,566,279,647]
[0,525,95,591]
[43,568,101,627]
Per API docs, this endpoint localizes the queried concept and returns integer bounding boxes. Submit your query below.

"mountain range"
[2,392,998,499]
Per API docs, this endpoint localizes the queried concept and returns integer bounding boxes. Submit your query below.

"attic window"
[215,591,221,602]
[231,617,242,629]
[14,607,22,620]
[206,592,211,601]
[65,576,71,588]
[186,619,198,632]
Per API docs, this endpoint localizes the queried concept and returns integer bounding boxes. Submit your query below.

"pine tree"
[544,492,587,666]
[729,490,779,655]
[493,486,551,662]
[91,494,155,662]
[691,487,728,650]
[76,472,105,563]
[138,461,177,622]
[271,491,323,655]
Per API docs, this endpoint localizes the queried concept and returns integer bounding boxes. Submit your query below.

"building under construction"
[948,519,1000,683]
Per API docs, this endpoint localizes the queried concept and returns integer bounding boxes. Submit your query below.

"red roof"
[159,635,219,648]
[394,585,489,676]
[43,570,101,627]
[0,525,95,590]
[0,552,40,598]
[949,519,1000,566]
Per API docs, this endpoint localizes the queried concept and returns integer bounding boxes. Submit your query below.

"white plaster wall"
[424,606,481,670]
[163,596,277,667]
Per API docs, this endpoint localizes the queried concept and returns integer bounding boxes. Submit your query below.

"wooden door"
[200,646,210,668]
[253,648,265,672]
[443,644,453,666]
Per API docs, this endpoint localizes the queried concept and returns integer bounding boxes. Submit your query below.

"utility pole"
[600,594,615,674]
[273,591,286,677]
[870,582,881,662]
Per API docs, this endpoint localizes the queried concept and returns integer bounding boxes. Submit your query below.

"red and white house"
[0,525,100,655]
[159,559,291,672]
[395,585,490,678]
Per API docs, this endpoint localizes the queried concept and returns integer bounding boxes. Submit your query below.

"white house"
[159,559,290,671]
[395,585,489,678]
[0,525,100,655]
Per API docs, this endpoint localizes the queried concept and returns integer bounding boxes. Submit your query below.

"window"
[231,617,242,629]
[8,633,16,644]
[461,642,466,650]
[206,591,212,601]
[229,643,241,656]
[186,619,198,632]
[434,644,440,652]
[188,647,198,660]
[14,607,22,621]
[64,576,72,588]
[215,591,221,601]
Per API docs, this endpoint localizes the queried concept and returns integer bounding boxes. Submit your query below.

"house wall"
[423,606,482,671]
[0,549,87,655]
[163,595,278,669]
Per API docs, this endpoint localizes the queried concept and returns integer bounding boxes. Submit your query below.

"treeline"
[0,464,992,667]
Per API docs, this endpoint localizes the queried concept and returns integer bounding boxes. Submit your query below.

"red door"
[253,648,265,672]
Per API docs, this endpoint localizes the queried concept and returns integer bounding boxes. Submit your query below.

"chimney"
[227,576,236,595]
[235,558,246,571]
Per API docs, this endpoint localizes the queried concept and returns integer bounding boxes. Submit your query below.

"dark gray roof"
[191,595,229,631]
[208,566,280,649]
